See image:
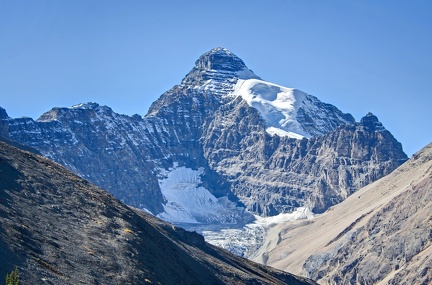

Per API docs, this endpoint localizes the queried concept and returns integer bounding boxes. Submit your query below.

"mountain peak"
[195,47,247,72]
[0,106,9,120]
[36,102,113,122]
[360,112,385,131]
[181,47,259,85]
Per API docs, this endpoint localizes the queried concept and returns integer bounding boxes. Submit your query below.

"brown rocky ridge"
[252,142,432,284]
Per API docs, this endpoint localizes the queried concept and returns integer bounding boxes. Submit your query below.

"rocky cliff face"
[201,104,406,214]
[1,47,407,222]
[0,107,9,137]
[4,103,166,214]
[0,140,317,285]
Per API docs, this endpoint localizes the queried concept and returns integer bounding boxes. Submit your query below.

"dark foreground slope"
[0,141,316,285]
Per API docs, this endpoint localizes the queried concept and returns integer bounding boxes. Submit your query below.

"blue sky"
[1,0,431,156]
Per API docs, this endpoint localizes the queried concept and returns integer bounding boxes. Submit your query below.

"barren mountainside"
[0,140,317,285]
[252,142,432,285]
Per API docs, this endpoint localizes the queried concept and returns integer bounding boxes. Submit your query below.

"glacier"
[156,164,315,257]
[156,165,253,225]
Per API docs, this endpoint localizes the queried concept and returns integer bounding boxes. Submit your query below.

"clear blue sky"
[1,0,431,156]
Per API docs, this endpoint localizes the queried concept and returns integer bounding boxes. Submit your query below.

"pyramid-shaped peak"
[360,112,385,131]
[0,106,9,120]
[194,47,250,73]
[361,112,379,123]
[181,48,259,85]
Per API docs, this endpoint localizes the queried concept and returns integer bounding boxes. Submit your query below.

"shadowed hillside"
[0,141,316,285]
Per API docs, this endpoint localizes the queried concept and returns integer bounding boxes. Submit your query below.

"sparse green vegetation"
[5,267,19,285]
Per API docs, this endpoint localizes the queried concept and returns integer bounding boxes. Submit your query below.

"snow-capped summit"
[146,47,261,117]
[70,102,101,110]
[150,47,354,139]
[185,48,355,138]
[2,47,408,257]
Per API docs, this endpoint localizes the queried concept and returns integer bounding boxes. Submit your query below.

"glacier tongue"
[202,207,315,258]
[156,165,252,225]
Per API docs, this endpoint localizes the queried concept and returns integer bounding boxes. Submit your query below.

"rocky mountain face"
[0,107,9,137]
[0,140,317,285]
[2,103,166,214]
[252,142,432,285]
[202,106,406,214]
[1,47,407,222]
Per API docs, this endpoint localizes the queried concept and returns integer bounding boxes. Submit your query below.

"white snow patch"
[203,223,265,257]
[233,79,312,138]
[255,207,314,225]
[154,167,316,258]
[71,103,84,108]
[266,127,305,139]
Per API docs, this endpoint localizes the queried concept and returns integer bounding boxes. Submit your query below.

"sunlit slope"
[252,143,432,284]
